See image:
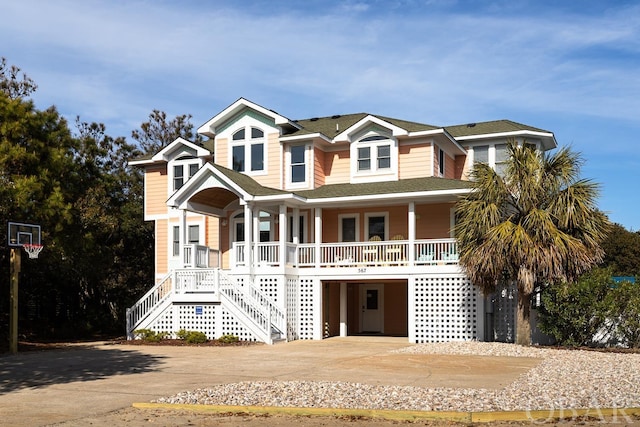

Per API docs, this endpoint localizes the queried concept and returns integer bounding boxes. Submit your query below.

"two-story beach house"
[126,98,557,344]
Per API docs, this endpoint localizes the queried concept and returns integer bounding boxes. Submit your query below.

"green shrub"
[608,280,640,348]
[176,329,208,344]
[218,334,239,344]
[133,329,167,343]
[538,268,614,347]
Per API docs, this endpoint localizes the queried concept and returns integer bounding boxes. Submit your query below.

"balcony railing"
[231,239,458,269]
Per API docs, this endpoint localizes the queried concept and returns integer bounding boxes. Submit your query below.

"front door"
[360,284,384,333]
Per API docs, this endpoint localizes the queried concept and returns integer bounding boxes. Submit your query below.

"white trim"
[338,213,360,242]
[454,129,554,141]
[364,211,389,241]
[222,117,269,177]
[197,98,299,137]
[285,142,311,189]
[280,133,332,143]
[334,115,408,142]
[350,133,398,184]
[151,137,209,162]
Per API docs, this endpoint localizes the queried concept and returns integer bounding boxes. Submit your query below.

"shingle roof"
[209,162,470,200]
[210,163,289,197]
[288,113,440,139]
[445,119,551,138]
[294,177,471,200]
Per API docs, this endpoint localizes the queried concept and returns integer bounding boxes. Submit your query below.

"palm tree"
[454,140,610,345]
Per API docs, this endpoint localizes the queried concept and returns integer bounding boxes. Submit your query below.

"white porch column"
[244,204,253,271]
[279,204,287,266]
[180,209,187,267]
[339,282,347,337]
[292,207,300,244]
[252,207,260,269]
[408,202,416,266]
[314,208,322,268]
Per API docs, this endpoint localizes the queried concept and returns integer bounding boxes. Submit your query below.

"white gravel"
[155,342,640,412]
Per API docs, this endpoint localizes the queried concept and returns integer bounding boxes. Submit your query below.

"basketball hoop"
[22,243,43,259]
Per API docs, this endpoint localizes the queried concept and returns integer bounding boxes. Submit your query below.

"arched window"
[231,126,265,173]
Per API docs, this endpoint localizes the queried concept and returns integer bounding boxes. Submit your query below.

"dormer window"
[172,157,200,191]
[231,126,265,173]
[350,133,398,183]
[356,135,392,172]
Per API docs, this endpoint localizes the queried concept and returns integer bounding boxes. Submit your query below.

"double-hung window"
[356,135,392,173]
[232,127,265,173]
[173,159,200,191]
[290,145,306,183]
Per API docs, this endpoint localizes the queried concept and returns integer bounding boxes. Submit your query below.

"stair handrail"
[126,271,174,339]
[217,270,286,341]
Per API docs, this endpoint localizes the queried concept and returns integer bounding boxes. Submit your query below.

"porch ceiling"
[190,187,237,210]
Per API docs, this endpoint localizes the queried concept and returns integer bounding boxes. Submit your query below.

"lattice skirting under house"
[410,274,484,343]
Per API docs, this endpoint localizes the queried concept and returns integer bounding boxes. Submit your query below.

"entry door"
[360,284,384,333]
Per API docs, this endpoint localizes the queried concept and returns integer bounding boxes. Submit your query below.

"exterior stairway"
[126,268,285,344]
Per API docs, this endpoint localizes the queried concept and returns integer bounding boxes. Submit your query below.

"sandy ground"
[51,406,640,427]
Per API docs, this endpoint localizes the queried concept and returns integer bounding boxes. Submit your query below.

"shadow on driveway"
[0,344,165,393]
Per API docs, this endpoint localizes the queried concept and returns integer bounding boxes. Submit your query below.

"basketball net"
[22,243,43,259]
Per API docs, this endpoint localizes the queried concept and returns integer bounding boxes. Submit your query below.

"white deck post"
[314,208,322,267]
[279,204,287,267]
[339,282,347,337]
[244,204,253,272]
[408,202,416,266]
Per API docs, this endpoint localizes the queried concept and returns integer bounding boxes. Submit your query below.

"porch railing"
[231,238,458,268]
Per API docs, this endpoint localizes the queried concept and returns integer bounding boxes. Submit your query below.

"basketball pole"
[9,247,21,354]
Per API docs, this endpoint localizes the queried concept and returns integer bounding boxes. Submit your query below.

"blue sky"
[3,0,639,230]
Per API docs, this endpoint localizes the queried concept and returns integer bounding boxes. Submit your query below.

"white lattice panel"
[298,278,317,340]
[286,277,299,341]
[257,276,282,305]
[493,281,517,343]
[221,306,258,341]
[175,304,219,339]
[412,275,479,343]
[148,306,174,335]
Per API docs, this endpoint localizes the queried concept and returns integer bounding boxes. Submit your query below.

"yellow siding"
[399,142,431,179]
[155,219,168,276]
[454,154,467,180]
[145,164,168,217]
[254,131,282,188]
[445,152,456,179]
[321,205,408,242]
[314,147,325,187]
[205,216,220,251]
[416,203,454,239]
[215,137,228,168]
[324,149,350,184]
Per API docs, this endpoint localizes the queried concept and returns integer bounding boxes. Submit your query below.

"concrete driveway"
[0,337,540,426]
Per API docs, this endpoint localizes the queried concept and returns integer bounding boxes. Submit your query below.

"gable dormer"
[149,137,211,195]
[333,115,407,184]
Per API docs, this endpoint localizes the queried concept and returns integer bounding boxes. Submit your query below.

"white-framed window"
[351,133,397,183]
[188,224,200,244]
[231,126,265,174]
[365,212,388,241]
[338,214,359,242]
[357,136,391,172]
[494,144,508,176]
[172,226,180,256]
[438,147,445,177]
[171,158,200,191]
[286,143,310,187]
[472,142,539,177]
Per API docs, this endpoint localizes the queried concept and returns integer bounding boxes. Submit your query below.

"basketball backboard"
[7,222,41,247]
